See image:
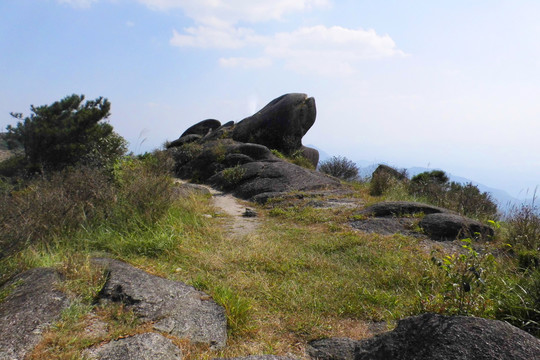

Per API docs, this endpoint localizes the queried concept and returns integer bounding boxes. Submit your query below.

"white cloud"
[57,0,98,8]
[219,57,272,69]
[138,0,330,24]
[170,26,261,49]
[172,25,406,76]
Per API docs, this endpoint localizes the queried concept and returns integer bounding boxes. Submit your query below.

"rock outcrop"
[360,201,448,217]
[308,313,540,360]
[232,93,316,156]
[419,213,494,240]
[352,201,493,241]
[0,268,70,360]
[85,332,183,360]
[167,94,341,202]
[93,258,227,349]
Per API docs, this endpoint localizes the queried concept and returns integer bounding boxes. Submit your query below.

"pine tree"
[6,94,126,172]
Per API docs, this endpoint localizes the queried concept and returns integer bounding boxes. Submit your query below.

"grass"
[1,157,539,358]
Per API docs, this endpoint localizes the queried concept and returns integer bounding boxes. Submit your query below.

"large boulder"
[307,313,540,360]
[85,332,182,360]
[232,93,316,155]
[419,213,494,240]
[209,160,341,202]
[93,258,227,349]
[0,268,70,360]
[181,119,221,138]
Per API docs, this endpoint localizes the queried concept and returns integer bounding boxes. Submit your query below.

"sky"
[1,0,539,198]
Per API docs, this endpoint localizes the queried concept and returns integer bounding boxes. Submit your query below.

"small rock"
[243,208,258,217]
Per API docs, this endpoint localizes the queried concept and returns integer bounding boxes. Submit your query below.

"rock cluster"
[167,93,340,203]
[352,201,494,241]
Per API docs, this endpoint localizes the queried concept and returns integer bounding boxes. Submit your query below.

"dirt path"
[175,180,260,238]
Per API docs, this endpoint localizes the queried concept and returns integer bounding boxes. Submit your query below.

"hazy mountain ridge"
[311,146,535,214]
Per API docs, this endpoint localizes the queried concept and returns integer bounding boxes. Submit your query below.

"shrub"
[0,152,175,259]
[408,171,498,220]
[369,165,407,196]
[6,94,127,173]
[318,156,359,181]
[222,165,246,186]
[422,238,496,316]
[506,202,540,252]
[0,167,116,258]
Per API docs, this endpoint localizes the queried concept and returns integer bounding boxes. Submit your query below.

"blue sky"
[1,0,539,198]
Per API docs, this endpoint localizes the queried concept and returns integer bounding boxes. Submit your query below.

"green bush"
[318,156,358,181]
[408,171,498,220]
[422,238,496,316]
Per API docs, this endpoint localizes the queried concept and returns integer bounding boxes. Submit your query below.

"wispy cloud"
[57,0,98,8]
[138,0,330,24]
[219,57,273,69]
[173,25,407,76]
[57,0,406,76]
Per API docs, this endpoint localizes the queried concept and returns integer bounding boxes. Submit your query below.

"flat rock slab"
[307,338,358,360]
[210,160,341,202]
[93,258,227,349]
[350,217,420,237]
[307,313,540,360]
[419,213,494,240]
[85,332,182,360]
[0,267,70,360]
[360,201,449,217]
[216,356,300,360]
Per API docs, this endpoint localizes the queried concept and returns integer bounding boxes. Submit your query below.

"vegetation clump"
[318,155,359,181]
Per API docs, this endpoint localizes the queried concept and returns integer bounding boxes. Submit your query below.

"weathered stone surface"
[354,313,540,360]
[307,314,540,360]
[181,119,221,138]
[350,217,420,237]
[300,146,319,168]
[85,332,182,360]
[216,356,299,360]
[232,93,316,155]
[307,338,358,360]
[93,258,227,349]
[167,134,202,148]
[209,160,341,201]
[0,268,70,360]
[419,213,494,240]
[361,201,449,217]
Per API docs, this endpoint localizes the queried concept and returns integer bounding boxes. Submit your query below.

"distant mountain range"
[311,145,535,215]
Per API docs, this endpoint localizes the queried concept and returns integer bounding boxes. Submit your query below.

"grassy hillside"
[0,154,539,359]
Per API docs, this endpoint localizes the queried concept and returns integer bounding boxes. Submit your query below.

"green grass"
[1,159,539,359]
